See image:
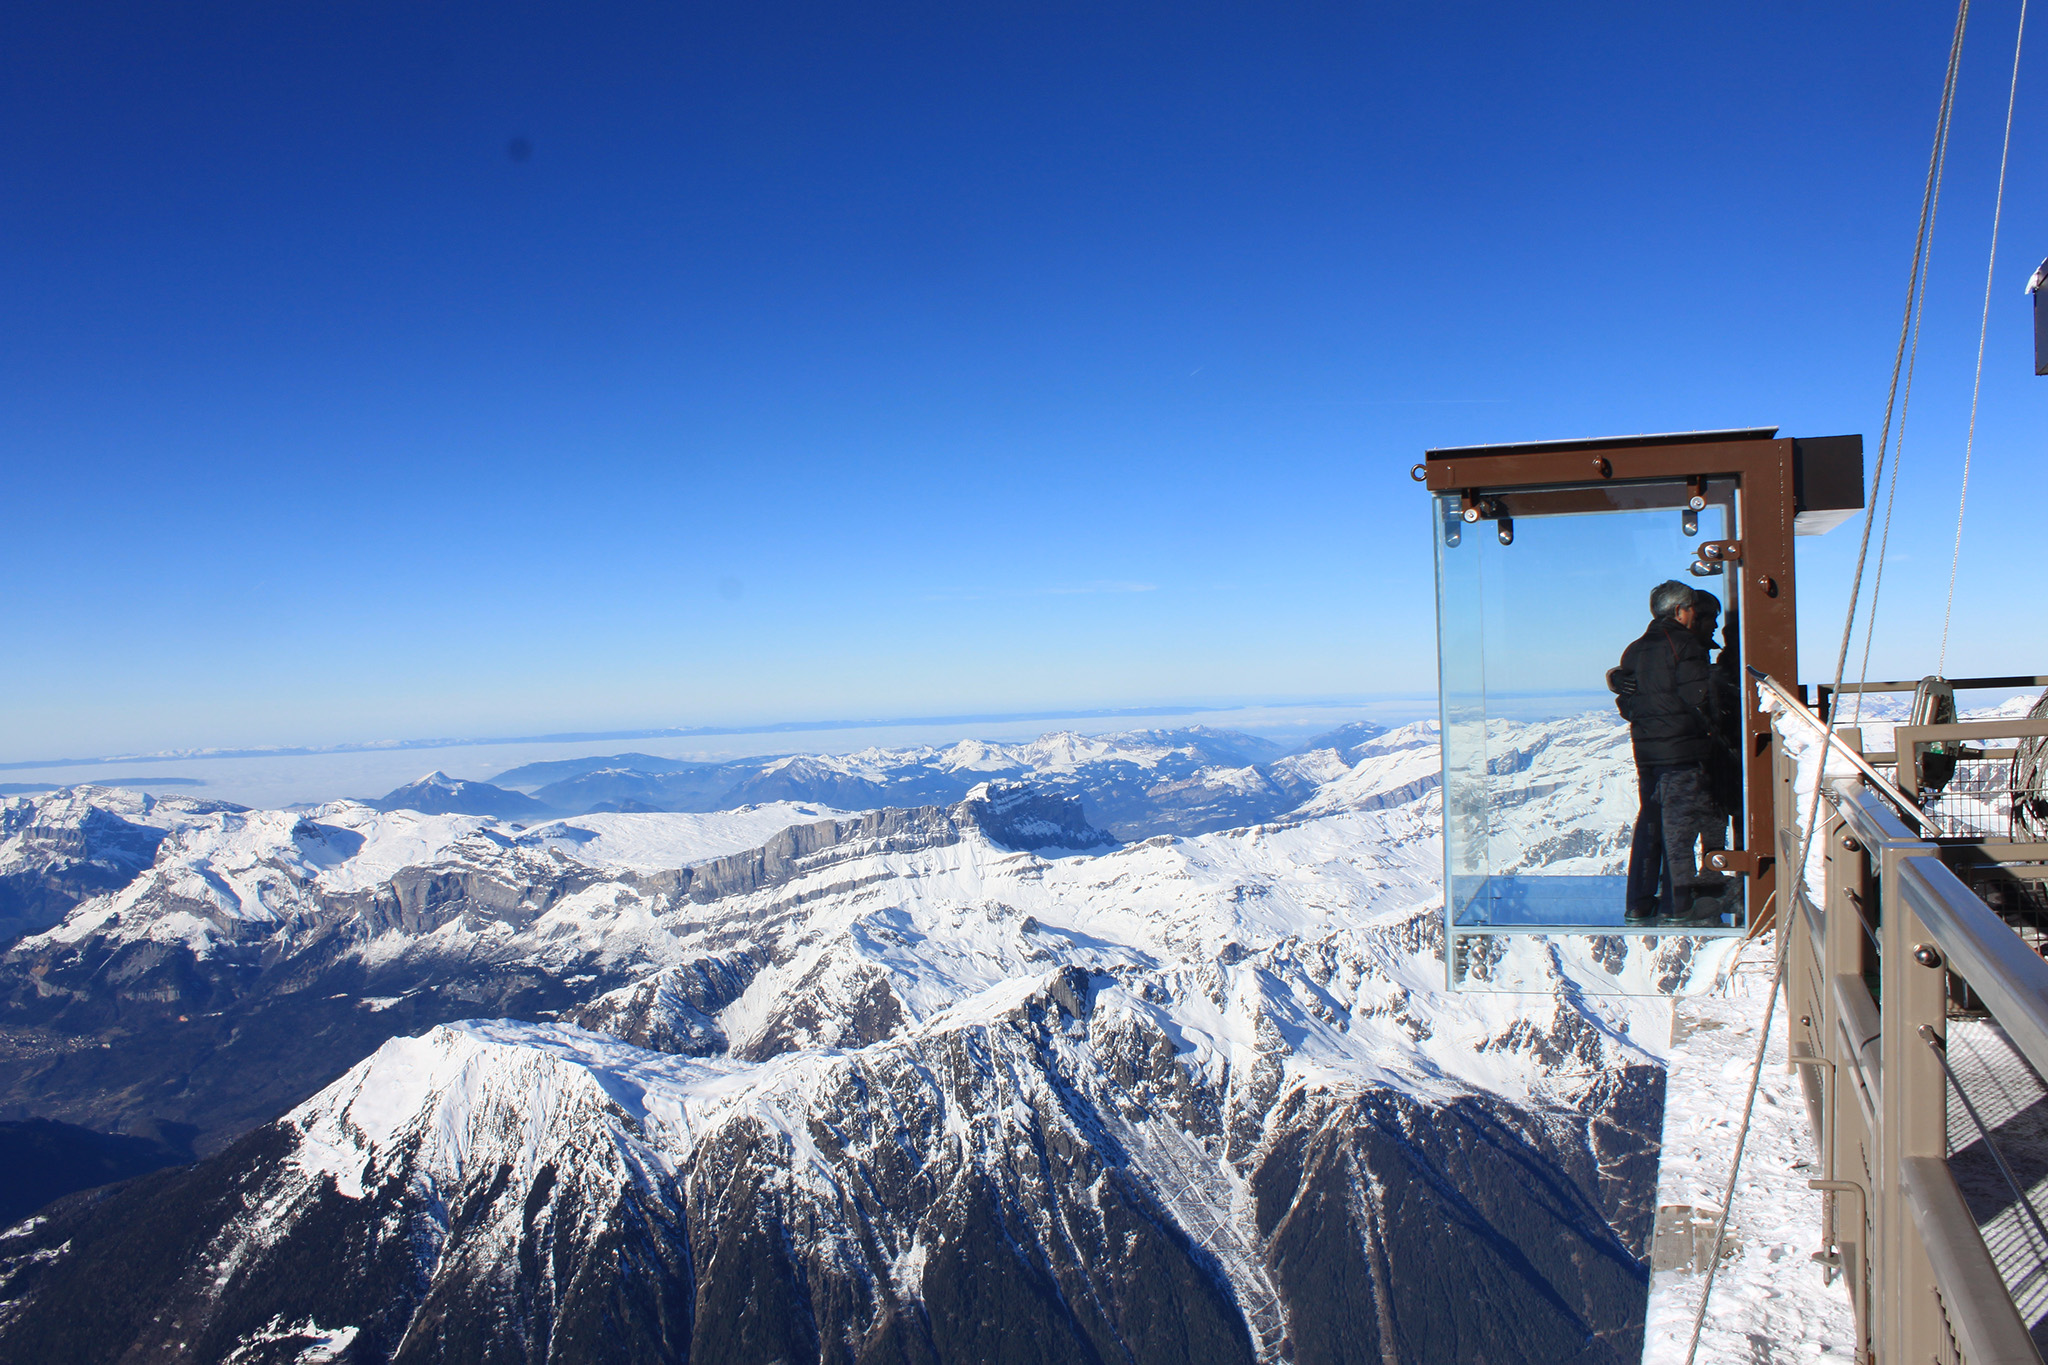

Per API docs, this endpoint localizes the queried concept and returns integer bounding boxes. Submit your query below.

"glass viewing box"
[1421,429,1864,992]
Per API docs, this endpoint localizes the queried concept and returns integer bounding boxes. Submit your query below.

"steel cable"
[1829,0,1965,745]
[1941,0,2029,674]
[1812,0,1967,915]
[1853,2,1970,727]
[1685,7,1975,1361]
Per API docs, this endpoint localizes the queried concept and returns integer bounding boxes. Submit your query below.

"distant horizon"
[0,693,1449,774]
[0,695,1451,810]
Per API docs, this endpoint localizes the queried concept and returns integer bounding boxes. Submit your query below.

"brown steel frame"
[1423,434,1802,931]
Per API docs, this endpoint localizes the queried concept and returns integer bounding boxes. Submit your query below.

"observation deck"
[1421,430,2048,1361]
[1421,428,1862,993]
[1762,677,2048,1364]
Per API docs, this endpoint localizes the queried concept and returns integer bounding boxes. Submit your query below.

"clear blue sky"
[4,1,2043,760]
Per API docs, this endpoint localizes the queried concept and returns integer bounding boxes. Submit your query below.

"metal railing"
[1814,675,2048,722]
[1767,678,2048,1364]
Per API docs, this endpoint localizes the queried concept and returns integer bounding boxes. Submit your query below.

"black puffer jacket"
[1611,617,1714,767]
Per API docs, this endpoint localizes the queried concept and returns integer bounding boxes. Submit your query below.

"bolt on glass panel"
[1434,489,1748,989]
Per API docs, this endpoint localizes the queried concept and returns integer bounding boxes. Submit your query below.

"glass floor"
[1450,873,1744,933]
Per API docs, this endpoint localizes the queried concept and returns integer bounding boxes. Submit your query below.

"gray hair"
[1649,580,1696,619]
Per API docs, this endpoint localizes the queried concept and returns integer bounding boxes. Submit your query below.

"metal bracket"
[1695,539,1743,563]
[1459,493,1505,524]
[1705,848,1771,876]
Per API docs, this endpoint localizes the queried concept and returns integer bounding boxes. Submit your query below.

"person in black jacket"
[1607,580,1730,925]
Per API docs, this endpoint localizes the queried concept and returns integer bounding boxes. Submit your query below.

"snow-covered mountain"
[370,771,548,820]
[435,724,1372,838]
[0,786,242,949]
[0,709,1691,1362]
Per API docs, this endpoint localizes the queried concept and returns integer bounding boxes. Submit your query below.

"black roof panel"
[1425,427,1780,459]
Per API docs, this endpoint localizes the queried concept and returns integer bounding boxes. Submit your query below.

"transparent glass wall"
[1434,487,1747,972]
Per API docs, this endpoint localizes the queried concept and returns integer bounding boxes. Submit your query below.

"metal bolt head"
[1462,507,1480,523]
[1913,944,1943,969]
[1688,495,1706,511]
[1842,836,1861,852]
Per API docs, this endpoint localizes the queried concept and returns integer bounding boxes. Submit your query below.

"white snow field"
[1641,946,1859,1363]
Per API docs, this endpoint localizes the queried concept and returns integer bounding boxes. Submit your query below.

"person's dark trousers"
[1626,765,1684,918]
[1658,765,1728,916]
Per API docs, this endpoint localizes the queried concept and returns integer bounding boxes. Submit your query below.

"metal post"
[1820,778,1872,1341]
[1877,819,1945,1364]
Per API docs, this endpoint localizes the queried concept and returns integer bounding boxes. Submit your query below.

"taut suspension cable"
[1941,0,2029,674]
[1853,1,1971,725]
[1684,5,1976,1359]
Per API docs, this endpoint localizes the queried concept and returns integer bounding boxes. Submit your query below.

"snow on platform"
[1642,940,1859,1363]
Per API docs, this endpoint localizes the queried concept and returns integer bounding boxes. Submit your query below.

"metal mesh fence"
[1923,749,2029,839]
[1947,873,2048,1017]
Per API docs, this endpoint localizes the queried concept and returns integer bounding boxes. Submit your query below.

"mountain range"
[367,724,1389,840]
[0,711,1697,1362]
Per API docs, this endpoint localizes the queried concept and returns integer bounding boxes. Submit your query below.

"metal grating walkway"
[1944,1017,2048,1353]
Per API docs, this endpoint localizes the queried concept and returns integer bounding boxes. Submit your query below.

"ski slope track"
[0,715,1701,1362]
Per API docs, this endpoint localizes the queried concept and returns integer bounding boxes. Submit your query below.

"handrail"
[1749,668,1932,831]
[1838,786,1929,850]
[1900,1155,2048,1365]
[1821,675,2048,694]
[1896,718,2048,744]
[1769,678,2048,1364]
[1816,674,2048,724]
[1898,854,2048,1085]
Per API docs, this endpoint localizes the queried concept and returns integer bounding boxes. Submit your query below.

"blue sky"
[4,1,2044,760]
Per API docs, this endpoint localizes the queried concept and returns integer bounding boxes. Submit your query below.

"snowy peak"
[372,771,547,819]
[0,786,240,948]
[956,781,1116,852]
[1295,718,1391,762]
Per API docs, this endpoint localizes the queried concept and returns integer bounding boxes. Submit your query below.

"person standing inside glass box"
[1689,590,1744,918]
[1608,581,1732,926]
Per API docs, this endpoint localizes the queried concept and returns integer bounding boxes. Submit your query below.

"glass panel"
[1433,488,1747,974]
[1449,931,1747,995]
